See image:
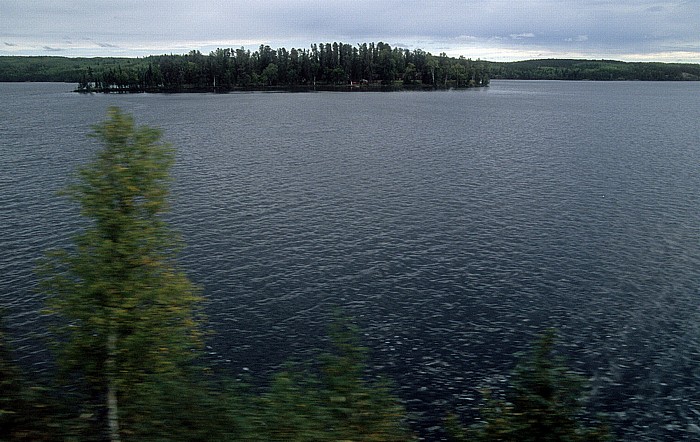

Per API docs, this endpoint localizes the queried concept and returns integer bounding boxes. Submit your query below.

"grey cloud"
[1,0,697,62]
[510,33,536,40]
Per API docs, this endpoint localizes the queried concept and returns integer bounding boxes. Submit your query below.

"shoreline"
[73,83,488,94]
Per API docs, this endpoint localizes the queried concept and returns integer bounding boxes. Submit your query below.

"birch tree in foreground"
[39,107,203,441]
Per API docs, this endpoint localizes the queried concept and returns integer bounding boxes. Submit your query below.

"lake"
[1,81,699,440]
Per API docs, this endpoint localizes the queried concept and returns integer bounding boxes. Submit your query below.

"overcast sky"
[2,0,699,62]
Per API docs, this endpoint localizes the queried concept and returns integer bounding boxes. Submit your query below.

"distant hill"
[490,58,700,81]
[0,56,145,82]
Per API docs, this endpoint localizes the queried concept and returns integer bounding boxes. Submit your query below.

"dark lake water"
[1,81,699,440]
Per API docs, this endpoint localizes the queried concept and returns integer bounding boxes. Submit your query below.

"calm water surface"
[1,81,699,440]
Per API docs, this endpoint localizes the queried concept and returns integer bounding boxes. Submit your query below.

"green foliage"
[452,330,611,442]
[28,107,416,441]
[253,317,415,442]
[0,314,59,441]
[122,374,250,441]
[0,56,149,82]
[253,365,329,441]
[320,318,413,441]
[2,105,632,441]
[506,330,586,440]
[0,42,491,91]
[38,107,204,440]
[490,59,700,81]
[3,51,698,89]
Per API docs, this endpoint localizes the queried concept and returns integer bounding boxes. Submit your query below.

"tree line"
[0,56,140,83]
[75,42,490,92]
[1,109,611,441]
[2,50,699,88]
[489,58,700,81]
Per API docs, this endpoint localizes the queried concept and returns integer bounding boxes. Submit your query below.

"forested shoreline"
[1,41,698,93]
[77,42,489,92]
[1,43,490,92]
[489,58,700,81]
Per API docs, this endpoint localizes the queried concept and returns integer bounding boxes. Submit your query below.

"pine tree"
[319,318,414,441]
[0,314,57,441]
[39,107,203,441]
[255,317,415,441]
[453,330,611,442]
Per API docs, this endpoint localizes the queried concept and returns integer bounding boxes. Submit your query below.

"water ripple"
[1,82,699,440]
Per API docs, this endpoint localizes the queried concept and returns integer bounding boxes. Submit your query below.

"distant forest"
[489,58,700,81]
[1,42,699,92]
[83,42,489,91]
[0,43,490,92]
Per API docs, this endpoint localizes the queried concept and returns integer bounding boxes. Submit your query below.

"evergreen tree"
[38,107,203,441]
[255,317,414,441]
[0,314,57,441]
[452,330,611,442]
[318,318,414,441]
[254,365,329,441]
